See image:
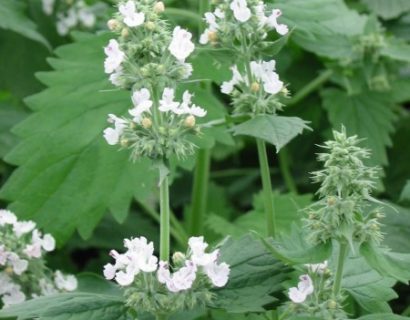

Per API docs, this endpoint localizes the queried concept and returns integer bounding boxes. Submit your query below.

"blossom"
[103,114,127,145]
[204,262,230,287]
[1,284,26,307]
[250,60,284,94]
[0,245,8,266]
[7,253,28,275]
[168,27,195,62]
[180,63,193,79]
[119,0,145,27]
[160,260,197,293]
[0,210,17,226]
[109,67,123,87]
[230,0,251,23]
[54,271,78,291]
[288,274,314,304]
[305,261,328,274]
[56,9,78,36]
[221,65,244,94]
[104,39,125,74]
[13,221,36,238]
[159,88,180,113]
[129,89,153,123]
[78,8,96,28]
[24,230,56,258]
[188,237,219,266]
[42,0,54,15]
[266,9,289,35]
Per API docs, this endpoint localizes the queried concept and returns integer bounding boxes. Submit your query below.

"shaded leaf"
[381,38,410,63]
[361,0,410,20]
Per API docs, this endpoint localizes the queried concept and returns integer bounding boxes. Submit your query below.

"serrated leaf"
[361,0,410,20]
[399,181,410,204]
[212,234,290,313]
[322,88,397,167]
[0,0,49,48]
[357,315,410,320]
[381,38,410,63]
[0,32,157,245]
[231,115,310,152]
[0,101,27,158]
[380,202,410,253]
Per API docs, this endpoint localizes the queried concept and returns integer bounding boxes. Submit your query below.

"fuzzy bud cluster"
[221,60,286,115]
[103,87,206,160]
[0,210,77,308]
[200,0,288,53]
[304,127,384,246]
[104,0,195,90]
[41,0,102,36]
[103,236,230,316]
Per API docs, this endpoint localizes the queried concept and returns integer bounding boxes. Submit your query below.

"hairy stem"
[332,242,349,297]
[256,139,276,237]
[278,148,298,194]
[159,175,170,262]
[287,70,333,106]
[189,148,211,235]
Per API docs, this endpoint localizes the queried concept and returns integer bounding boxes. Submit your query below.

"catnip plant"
[0,210,77,308]
[102,1,230,318]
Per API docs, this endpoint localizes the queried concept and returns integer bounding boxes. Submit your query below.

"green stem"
[256,139,276,237]
[156,315,168,320]
[159,175,170,262]
[332,242,349,297]
[287,70,333,106]
[189,148,211,235]
[278,148,298,194]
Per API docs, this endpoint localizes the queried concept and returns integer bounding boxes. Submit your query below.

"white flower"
[0,273,13,295]
[159,88,180,113]
[12,220,36,238]
[221,65,244,94]
[56,9,78,36]
[104,39,125,74]
[42,0,54,15]
[119,0,145,27]
[7,253,28,275]
[0,209,17,226]
[164,260,197,293]
[200,12,220,45]
[54,271,78,291]
[129,88,153,122]
[157,261,171,284]
[188,236,219,267]
[230,0,251,23]
[250,60,284,94]
[126,237,158,272]
[204,262,230,287]
[103,114,127,145]
[78,9,96,28]
[305,261,328,274]
[103,264,117,280]
[168,26,195,62]
[288,274,314,304]
[24,230,56,258]
[0,245,8,266]
[266,9,289,35]
[180,63,193,79]
[1,285,26,307]
[39,278,58,296]
[109,67,123,87]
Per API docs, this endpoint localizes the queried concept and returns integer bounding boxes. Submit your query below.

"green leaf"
[322,88,397,167]
[400,181,410,204]
[381,202,410,253]
[231,115,310,152]
[361,0,410,19]
[0,293,127,320]
[343,255,397,314]
[360,242,410,283]
[357,315,410,320]
[0,32,157,245]
[0,0,49,48]
[381,38,410,63]
[212,234,290,313]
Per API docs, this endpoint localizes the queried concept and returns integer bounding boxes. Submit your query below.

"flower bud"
[153,1,165,13]
[120,139,129,147]
[121,28,129,38]
[157,64,166,75]
[281,87,290,96]
[142,118,152,129]
[172,251,186,265]
[158,126,167,135]
[208,31,218,43]
[250,82,260,93]
[145,21,156,31]
[327,196,337,206]
[107,19,119,31]
[184,115,196,128]
[327,300,337,309]
[141,67,149,77]
[5,266,14,275]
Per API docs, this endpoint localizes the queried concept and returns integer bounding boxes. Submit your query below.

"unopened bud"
[327,196,337,206]
[5,267,13,275]
[120,139,129,147]
[107,19,119,31]
[157,64,166,75]
[141,67,149,77]
[153,1,165,13]
[281,87,290,96]
[172,251,186,265]
[309,213,316,220]
[158,126,167,134]
[370,223,379,231]
[208,31,218,43]
[184,115,196,128]
[376,212,384,219]
[142,118,152,129]
[250,82,260,92]
[145,21,156,31]
[328,300,337,309]
[121,28,129,38]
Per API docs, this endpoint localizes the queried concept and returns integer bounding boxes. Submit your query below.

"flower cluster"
[103,87,206,159]
[103,236,230,316]
[200,0,288,52]
[104,0,195,90]
[304,127,384,246]
[288,274,314,304]
[0,210,77,308]
[41,0,102,36]
[221,60,287,115]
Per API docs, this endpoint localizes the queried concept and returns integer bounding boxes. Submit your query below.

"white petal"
[42,234,56,252]
[288,287,307,303]
[205,262,230,287]
[115,270,135,286]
